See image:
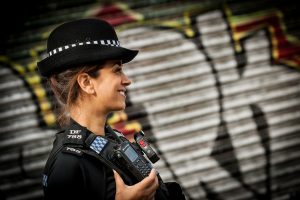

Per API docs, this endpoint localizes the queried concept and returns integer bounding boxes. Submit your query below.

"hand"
[114,169,159,200]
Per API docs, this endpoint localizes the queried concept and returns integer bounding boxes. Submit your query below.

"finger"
[143,169,157,184]
[145,176,159,194]
[149,187,157,197]
[135,169,156,190]
[139,185,156,200]
[113,170,126,190]
[132,169,158,192]
[154,174,159,188]
[149,168,157,177]
[148,169,159,189]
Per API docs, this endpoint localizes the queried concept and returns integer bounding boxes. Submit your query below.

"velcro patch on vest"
[62,147,83,156]
[90,136,108,154]
[42,174,48,187]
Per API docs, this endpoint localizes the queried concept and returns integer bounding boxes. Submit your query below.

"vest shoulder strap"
[42,130,65,187]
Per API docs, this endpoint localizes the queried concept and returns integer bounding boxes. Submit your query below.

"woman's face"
[91,60,131,113]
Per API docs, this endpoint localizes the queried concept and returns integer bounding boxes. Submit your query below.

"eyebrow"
[112,61,122,68]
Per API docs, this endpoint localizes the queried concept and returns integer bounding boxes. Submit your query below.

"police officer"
[37,18,186,200]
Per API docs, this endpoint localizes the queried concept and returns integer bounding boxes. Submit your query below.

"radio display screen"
[125,146,138,162]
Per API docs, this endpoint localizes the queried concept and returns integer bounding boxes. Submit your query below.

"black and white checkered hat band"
[48,40,120,57]
[90,136,108,154]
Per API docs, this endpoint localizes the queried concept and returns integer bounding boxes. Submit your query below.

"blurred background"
[1,0,300,199]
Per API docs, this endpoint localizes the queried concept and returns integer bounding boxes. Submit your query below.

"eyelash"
[115,67,122,73]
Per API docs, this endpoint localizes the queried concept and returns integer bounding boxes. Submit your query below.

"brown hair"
[49,64,103,127]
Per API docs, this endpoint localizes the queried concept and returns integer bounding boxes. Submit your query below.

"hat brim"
[37,45,138,77]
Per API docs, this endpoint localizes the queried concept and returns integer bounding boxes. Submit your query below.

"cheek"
[94,77,121,103]
[96,83,115,100]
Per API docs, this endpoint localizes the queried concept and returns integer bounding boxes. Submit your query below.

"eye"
[113,61,123,73]
[115,66,123,73]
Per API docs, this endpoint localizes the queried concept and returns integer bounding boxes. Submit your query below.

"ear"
[77,73,95,94]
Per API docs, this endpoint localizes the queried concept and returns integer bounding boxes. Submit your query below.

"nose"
[122,74,132,86]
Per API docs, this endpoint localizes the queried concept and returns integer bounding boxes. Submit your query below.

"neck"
[70,105,108,136]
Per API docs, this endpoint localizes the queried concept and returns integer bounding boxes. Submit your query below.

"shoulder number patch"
[62,147,83,156]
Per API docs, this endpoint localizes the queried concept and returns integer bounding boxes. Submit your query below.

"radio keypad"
[134,159,152,177]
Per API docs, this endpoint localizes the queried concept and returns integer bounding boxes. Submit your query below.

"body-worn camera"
[111,131,159,181]
[134,130,159,163]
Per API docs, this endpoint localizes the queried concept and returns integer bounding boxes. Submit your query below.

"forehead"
[96,60,122,72]
[104,60,122,66]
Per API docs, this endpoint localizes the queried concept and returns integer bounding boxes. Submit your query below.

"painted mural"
[1,0,300,200]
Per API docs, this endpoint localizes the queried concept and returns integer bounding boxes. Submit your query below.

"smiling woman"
[37,18,185,200]
[80,60,131,113]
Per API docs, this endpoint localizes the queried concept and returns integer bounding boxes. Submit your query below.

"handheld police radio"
[111,130,160,181]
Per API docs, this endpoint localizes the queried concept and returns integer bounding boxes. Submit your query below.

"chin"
[111,104,126,111]
[114,107,125,111]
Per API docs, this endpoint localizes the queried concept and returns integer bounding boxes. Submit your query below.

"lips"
[118,89,126,97]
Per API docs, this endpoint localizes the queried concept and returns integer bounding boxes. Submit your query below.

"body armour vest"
[42,119,178,200]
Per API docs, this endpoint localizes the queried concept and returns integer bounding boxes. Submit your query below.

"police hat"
[37,18,138,77]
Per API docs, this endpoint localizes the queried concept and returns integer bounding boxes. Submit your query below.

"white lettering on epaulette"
[67,135,82,139]
[70,130,81,134]
[66,147,81,154]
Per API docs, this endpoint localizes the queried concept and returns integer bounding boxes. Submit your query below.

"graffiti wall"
[1,0,300,199]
